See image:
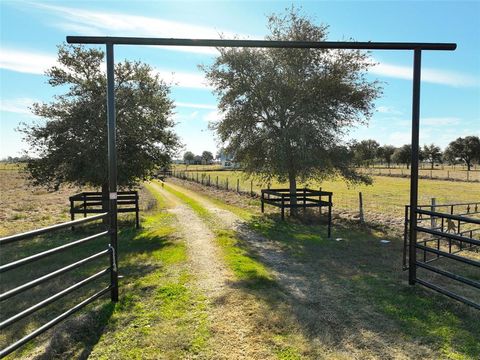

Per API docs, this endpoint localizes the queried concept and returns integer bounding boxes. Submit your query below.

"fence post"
[106,43,118,302]
[467,171,470,182]
[359,192,364,223]
[135,191,140,229]
[303,187,306,212]
[83,194,87,218]
[281,194,285,220]
[208,175,211,186]
[216,176,219,188]
[430,198,436,230]
[327,194,332,238]
[261,191,265,213]
[196,172,199,183]
[226,177,229,190]
[250,180,253,196]
[70,198,75,231]
[237,178,240,192]
[318,187,322,215]
[447,170,449,179]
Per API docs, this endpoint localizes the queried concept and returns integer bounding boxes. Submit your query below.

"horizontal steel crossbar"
[415,244,480,267]
[0,231,109,273]
[66,36,456,51]
[415,262,480,289]
[0,286,112,358]
[0,213,108,245]
[415,226,480,246]
[0,268,110,330]
[416,278,480,310]
[416,209,480,225]
[0,249,111,301]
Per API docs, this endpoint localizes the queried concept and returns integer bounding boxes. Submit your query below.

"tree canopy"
[422,144,442,169]
[444,136,480,171]
[351,140,380,167]
[21,45,179,190]
[183,151,195,164]
[377,145,396,168]
[392,145,412,168]
[202,9,381,197]
[201,151,214,164]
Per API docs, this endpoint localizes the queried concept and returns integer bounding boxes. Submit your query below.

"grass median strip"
[160,181,308,358]
[160,181,272,286]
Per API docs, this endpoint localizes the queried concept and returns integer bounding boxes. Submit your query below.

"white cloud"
[372,61,478,87]
[154,69,212,89]
[421,117,461,126]
[0,47,212,90]
[203,110,223,122]
[30,3,254,55]
[0,97,38,115]
[176,102,217,110]
[388,131,431,146]
[377,105,402,115]
[0,48,56,74]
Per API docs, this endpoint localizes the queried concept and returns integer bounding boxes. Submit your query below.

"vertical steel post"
[106,43,119,302]
[409,49,422,285]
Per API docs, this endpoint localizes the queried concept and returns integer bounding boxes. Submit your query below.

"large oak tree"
[202,9,382,213]
[21,45,179,197]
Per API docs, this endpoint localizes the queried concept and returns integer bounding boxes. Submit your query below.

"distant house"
[218,151,239,169]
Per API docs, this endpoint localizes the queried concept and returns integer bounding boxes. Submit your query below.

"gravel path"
[162,181,311,301]
[148,182,274,359]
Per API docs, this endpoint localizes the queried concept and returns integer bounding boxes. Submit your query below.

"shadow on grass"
[229,213,480,358]
[1,216,176,359]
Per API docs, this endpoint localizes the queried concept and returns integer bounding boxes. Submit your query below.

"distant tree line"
[182,151,214,166]
[0,156,31,163]
[349,136,480,170]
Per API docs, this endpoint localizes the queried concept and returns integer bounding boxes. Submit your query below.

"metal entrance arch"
[66,36,463,304]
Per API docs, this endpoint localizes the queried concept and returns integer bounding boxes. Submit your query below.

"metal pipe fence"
[0,213,115,358]
[70,191,140,229]
[402,202,480,310]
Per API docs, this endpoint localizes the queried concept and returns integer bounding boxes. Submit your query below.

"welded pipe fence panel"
[261,188,333,237]
[403,202,480,310]
[70,191,139,228]
[0,213,117,358]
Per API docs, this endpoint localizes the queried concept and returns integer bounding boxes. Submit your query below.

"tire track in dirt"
[161,181,310,300]
[163,180,437,359]
[148,182,275,360]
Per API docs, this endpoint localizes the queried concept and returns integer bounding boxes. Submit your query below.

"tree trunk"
[431,161,434,170]
[289,172,297,217]
[466,160,471,172]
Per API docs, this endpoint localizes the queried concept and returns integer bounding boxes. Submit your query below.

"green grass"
[215,229,275,287]
[246,214,480,359]
[176,169,480,218]
[1,184,211,359]
[167,178,480,359]
[161,182,272,288]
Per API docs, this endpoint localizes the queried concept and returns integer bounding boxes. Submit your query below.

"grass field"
[1,168,479,359]
[0,180,211,359]
[162,178,480,359]
[171,163,480,182]
[171,169,480,223]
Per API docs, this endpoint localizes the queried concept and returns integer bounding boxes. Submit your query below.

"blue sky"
[1,0,479,159]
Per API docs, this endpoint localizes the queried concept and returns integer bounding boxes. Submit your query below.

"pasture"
[171,168,479,224]
[1,168,479,359]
